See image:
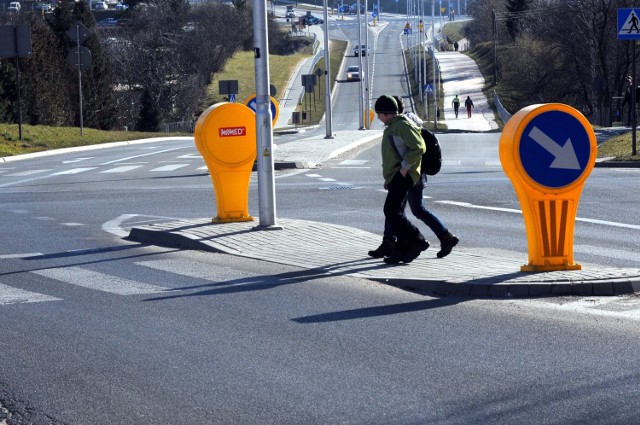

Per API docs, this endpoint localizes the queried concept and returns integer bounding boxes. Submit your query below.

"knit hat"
[374,95,399,114]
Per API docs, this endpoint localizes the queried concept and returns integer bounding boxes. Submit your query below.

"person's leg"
[407,185,446,236]
[383,174,428,263]
[407,183,459,258]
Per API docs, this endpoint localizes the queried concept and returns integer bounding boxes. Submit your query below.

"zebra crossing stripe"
[101,165,144,173]
[150,164,190,172]
[33,267,170,295]
[0,283,60,305]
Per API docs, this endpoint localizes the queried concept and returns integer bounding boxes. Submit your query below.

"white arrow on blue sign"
[519,110,592,188]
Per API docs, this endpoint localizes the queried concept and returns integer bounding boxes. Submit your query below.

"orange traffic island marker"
[194,102,257,223]
[500,104,597,272]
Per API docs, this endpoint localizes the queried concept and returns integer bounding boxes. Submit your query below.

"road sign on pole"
[618,9,640,39]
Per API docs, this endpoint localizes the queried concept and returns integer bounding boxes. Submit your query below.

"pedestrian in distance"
[368,95,459,262]
[464,96,474,118]
[454,41,459,51]
[452,95,460,118]
[370,95,430,264]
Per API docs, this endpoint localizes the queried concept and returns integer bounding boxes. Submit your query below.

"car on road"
[34,2,53,12]
[94,1,108,10]
[285,10,295,18]
[353,44,369,56]
[346,66,360,82]
[349,3,364,14]
[98,17,119,26]
[8,1,21,12]
[303,14,323,25]
[115,2,128,10]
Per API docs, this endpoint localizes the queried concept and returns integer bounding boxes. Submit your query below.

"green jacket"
[381,115,425,185]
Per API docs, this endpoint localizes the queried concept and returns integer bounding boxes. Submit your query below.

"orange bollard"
[194,103,256,223]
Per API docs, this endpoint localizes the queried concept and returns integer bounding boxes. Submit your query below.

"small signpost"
[66,21,91,136]
[0,24,32,140]
[618,8,640,155]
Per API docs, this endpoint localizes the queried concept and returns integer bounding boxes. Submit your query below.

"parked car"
[303,15,323,25]
[8,1,21,12]
[346,66,361,82]
[338,4,349,13]
[115,1,128,9]
[285,10,295,18]
[349,3,364,14]
[353,44,369,56]
[94,1,108,10]
[34,2,53,11]
[97,17,119,26]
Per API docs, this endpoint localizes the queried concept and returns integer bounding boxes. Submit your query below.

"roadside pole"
[253,1,279,228]
[617,8,640,156]
[323,1,333,138]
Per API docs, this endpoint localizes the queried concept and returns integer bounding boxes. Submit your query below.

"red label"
[219,126,246,137]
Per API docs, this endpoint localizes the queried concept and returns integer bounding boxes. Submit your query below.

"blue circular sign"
[519,110,592,189]
[246,97,277,118]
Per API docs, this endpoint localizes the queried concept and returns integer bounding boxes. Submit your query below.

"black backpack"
[420,128,442,176]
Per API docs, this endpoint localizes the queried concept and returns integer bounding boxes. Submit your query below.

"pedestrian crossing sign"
[618,9,640,40]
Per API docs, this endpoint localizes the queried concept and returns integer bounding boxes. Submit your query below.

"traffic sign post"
[500,104,597,272]
[618,8,639,156]
[243,94,280,127]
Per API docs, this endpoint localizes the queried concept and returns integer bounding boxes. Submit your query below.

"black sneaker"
[437,233,459,258]
[368,240,396,258]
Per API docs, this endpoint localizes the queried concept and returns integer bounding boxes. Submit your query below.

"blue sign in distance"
[372,11,378,18]
[519,110,592,189]
[618,9,640,40]
[245,95,277,119]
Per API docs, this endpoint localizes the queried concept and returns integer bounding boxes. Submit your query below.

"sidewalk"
[125,28,640,298]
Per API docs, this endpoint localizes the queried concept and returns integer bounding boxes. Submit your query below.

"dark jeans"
[383,172,425,246]
[383,177,447,243]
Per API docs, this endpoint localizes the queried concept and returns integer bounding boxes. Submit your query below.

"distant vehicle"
[338,4,349,13]
[346,66,360,82]
[115,2,128,9]
[285,10,295,18]
[34,2,53,11]
[94,1,108,9]
[286,4,294,12]
[98,17,119,26]
[8,1,21,12]
[353,44,368,56]
[303,14,323,25]
[349,3,364,14]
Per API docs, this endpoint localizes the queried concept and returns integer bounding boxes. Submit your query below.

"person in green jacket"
[373,95,429,264]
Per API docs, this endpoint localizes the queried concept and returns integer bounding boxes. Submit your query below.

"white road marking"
[101,165,143,173]
[305,174,322,178]
[61,223,84,227]
[51,167,97,175]
[6,169,51,176]
[99,147,187,165]
[318,177,337,182]
[150,164,190,172]
[63,157,95,163]
[0,253,42,259]
[437,200,640,230]
[338,160,368,166]
[0,283,60,305]
[33,267,170,295]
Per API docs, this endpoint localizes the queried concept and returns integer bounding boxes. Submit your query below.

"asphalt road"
[2,9,640,425]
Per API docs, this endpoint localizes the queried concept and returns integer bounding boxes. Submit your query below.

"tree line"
[0,0,297,131]
[465,0,636,125]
